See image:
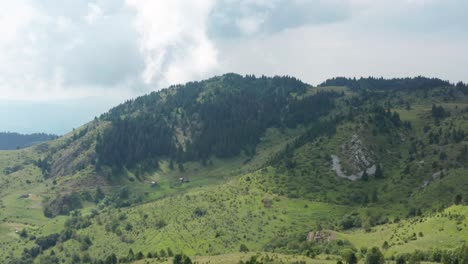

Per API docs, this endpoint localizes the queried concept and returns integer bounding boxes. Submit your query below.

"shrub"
[396,255,406,264]
[342,249,358,264]
[173,254,192,264]
[43,192,83,217]
[35,233,60,250]
[240,244,250,252]
[193,207,207,217]
[365,247,385,264]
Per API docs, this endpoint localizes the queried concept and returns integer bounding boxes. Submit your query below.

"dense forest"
[96,74,341,169]
[319,76,455,91]
[0,132,57,150]
[95,74,468,173]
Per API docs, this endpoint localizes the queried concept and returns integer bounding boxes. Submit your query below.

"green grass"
[1,86,468,263]
[133,252,338,264]
[336,205,468,256]
[394,105,430,131]
[46,173,351,260]
[0,122,316,261]
[0,148,69,259]
[300,86,352,98]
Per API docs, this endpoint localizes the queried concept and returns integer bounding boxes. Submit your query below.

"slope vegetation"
[0,74,468,264]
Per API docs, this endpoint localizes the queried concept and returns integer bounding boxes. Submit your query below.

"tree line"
[319,76,452,91]
[96,74,341,170]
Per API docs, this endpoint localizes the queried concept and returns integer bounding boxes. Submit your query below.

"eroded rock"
[331,134,376,181]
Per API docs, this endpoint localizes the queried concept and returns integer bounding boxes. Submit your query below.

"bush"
[341,214,362,230]
[136,251,144,260]
[396,255,406,264]
[239,256,262,264]
[240,244,250,252]
[342,249,358,264]
[94,187,105,203]
[156,219,167,229]
[35,233,60,250]
[173,254,192,264]
[44,192,83,217]
[382,241,389,250]
[365,247,385,264]
[105,253,117,264]
[193,207,207,217]
[19,229,28,238]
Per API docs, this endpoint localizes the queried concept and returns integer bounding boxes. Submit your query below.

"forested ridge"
[319,76,454,91]
[0,132,57,150]
[96,74,341,169]
[95,74,468,174]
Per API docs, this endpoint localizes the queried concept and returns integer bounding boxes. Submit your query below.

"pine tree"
[362,170,369,181]
[374,165,384,179]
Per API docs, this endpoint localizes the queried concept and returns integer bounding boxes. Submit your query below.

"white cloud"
[219,20,468,85]
[0,1,38,45]
[0,0,144,101]
[236,15,266,35]
[85,2,103,25]
[56,16,73,32]
[126,0,218,87]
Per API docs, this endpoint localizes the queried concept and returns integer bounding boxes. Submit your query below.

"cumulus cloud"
[126,0,218,87]
[0,0,143,101]
[0,0,361,101]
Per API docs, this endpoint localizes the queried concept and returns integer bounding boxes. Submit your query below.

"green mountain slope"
[1,74,468,264]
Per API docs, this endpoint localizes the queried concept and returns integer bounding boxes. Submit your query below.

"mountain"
[0,132,57,150]
[1,73,468,264]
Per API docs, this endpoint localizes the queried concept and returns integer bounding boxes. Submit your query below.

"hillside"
[0,132,57,150]
[0,74,468,264]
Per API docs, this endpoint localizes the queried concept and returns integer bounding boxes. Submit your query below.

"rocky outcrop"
[331,134,376,181]
[421,170,445,188]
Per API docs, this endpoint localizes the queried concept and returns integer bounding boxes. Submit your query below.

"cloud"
[0,0,467,103]
[348,0,468,33]
[218,13,468,85]
[85,2,103,25]
[209,0,351,37]
[126,0,218,88]
[0,1,37,45]
[0,0,144,101]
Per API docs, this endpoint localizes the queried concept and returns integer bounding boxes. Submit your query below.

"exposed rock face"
[421,170,445,188]
[331,134,376,181]
[343,134,373,169]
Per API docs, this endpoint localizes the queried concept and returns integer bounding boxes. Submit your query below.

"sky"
[1,0,467,134]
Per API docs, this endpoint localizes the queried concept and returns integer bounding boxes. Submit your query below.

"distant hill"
[0,132,57,150]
